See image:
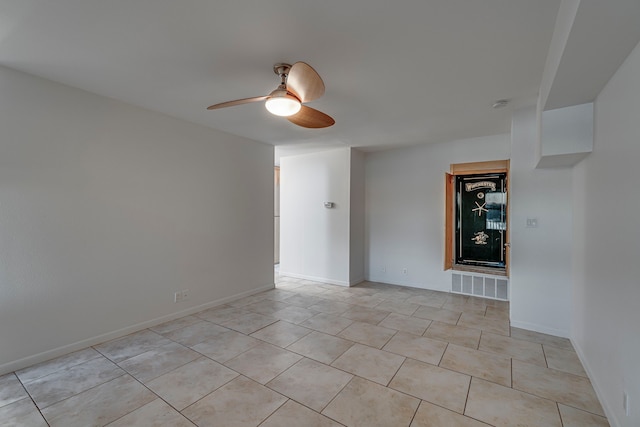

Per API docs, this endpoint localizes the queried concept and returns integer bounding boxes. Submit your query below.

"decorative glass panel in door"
[455,173,507,268]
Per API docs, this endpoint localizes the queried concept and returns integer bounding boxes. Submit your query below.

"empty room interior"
[1,1,639,426]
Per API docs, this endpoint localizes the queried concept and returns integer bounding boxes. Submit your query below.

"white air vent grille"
[451,272,508,301]
[452,274,462,292]
[463,275,472,294]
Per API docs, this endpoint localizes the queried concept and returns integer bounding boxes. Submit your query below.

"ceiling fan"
[207,62,335,129]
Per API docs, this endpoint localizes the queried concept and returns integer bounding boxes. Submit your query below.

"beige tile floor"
[0,274,610,427]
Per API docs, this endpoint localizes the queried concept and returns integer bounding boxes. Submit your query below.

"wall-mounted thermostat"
[324,202,335,208]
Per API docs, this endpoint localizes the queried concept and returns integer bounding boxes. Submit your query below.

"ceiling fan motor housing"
[273,63,292,77]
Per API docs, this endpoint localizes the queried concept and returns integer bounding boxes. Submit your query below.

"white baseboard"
[0,284,274,376]
[572,339,620,427]
[279,271,350,287]
[509,320,569,339]
[366,275,449,293]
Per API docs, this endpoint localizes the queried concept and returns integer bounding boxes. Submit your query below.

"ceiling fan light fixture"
[265,90,301,116]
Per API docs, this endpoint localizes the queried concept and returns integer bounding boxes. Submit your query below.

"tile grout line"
[461,374,472,417]
[252,393,290,427]
[406,397,421,427]
[510,357,513,389]
[437,342,450,367]
[556,402,566,427]
[542,342,549,368]
[13,373,52,427]
[385,356,409,388]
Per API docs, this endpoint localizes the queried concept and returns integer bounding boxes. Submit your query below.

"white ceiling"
[0,0,561,152]
[544,0,640,110]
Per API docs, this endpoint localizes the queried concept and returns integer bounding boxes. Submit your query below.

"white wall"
[0,66,274,373]
[349,149,366,284]
[274,168,280,264]
[279,148,351,285]
[572,40,640,427]
[364,113,574,335]
[540,103,593,157]
[509,107,573,337]
[365,135,510,290]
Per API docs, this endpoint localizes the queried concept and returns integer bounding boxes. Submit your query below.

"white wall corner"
[509,106,573,338]
[510,320,570,339]
[349,277,366,287]
[571,338,621,427]
[278,270,351,287]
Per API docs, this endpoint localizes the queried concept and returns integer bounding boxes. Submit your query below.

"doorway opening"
[274,166,280,266]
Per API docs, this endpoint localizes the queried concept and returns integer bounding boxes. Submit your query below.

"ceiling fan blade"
[207,96,268,110]
[287,62,325,103]
[287,105,335,128]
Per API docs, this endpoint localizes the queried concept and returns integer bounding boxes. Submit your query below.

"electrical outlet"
[402,268,408,275]
[381,266,386,273]
[174,290,189,303]
[526,218,538,228]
